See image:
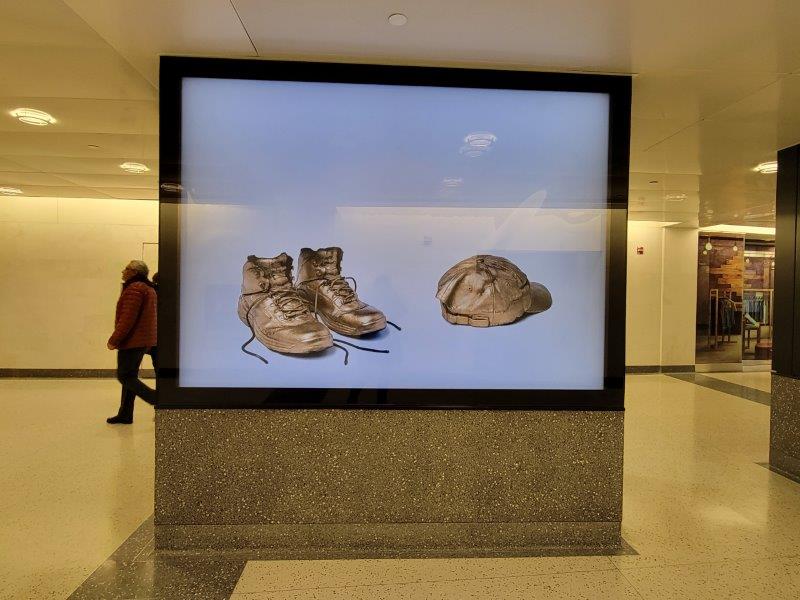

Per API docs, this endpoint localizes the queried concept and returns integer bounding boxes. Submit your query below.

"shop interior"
[695,231,775,369]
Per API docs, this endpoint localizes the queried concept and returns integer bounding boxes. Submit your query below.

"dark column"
[771,144,800,480]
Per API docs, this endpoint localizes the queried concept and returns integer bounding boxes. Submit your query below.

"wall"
[0,196,158,369]
[626,222,663,366]
[626,221,698,368]
[662,228,700,365]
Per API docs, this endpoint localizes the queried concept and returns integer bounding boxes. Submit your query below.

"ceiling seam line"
[229,0,259,56]
[640,75,789,153]
[58,2,157,94]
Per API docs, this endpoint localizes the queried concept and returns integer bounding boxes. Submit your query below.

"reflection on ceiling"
[1,0,799,227]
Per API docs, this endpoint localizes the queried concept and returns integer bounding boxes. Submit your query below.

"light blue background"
[179,78,610,389]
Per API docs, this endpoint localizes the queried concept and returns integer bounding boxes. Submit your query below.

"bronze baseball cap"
[436,255,552,327]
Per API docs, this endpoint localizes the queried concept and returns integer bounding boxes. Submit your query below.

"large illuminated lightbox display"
[159,57,629,409]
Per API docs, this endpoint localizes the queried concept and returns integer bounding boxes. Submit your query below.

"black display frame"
[158,56,630,410]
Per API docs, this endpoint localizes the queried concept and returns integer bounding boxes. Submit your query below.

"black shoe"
[106,415,133,424]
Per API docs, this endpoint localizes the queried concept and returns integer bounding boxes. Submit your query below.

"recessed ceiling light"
[0,186,23,195]
[9,107,56,126]
[119,162,150,174]
[388,13,408,26]
[443,177,463,187]
[465,132,497,148]
[665,193,687,201]
[753,161,777,174]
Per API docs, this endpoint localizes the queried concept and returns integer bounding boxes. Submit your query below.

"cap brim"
[526,281,552,314]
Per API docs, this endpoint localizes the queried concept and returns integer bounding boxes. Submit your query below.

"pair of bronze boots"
[238,247,387,356]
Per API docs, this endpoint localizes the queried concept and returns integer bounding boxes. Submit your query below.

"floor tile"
[233,556,616,593]
[7,374,800,599]
[231,568,641,599]
[616,375,800,568]
[668,373,771,405]
[619,557,800,599]
[68,557,245,600]
[705,371,772,393]
[0,379,155,600]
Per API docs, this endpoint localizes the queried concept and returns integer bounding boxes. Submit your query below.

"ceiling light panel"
[699,224,775,236]
[119,161,150,174]
[9,107,56,126]
[753,161,777,174]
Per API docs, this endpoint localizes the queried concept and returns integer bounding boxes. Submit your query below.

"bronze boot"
[295,247,387,337]
[238,253,333,354]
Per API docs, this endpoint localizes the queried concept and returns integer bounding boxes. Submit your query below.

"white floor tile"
[619,557,800,600]
[0,379,154,600]
[231,569,641,599]
[233,556,616,593]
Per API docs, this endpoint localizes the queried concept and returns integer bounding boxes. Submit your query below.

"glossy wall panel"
[774,145,799,377]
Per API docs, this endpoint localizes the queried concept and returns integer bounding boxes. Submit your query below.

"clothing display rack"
[707,289,739,349]
[742,288,774,351]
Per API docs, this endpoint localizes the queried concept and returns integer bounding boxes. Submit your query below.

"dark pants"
[115,347,157,420]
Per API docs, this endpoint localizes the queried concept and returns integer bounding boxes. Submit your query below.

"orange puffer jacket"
[109,280,157,349]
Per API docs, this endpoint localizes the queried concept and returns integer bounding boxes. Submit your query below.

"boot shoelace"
[239,285,400,367]
[239,272,315,364]
[305,274,358,311]
[304,274,401,329]
[305,274,402,343]
[302,273,395,363]
[239,290,273,365]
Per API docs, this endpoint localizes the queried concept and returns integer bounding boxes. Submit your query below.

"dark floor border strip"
[0,368,155,378]
[67,514,246,600]
[667,373,772,406]
[626,365,695,374]
[758,462,800,486]
[66,513,635,599]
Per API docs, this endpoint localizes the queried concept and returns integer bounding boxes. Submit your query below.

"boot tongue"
[317,247,343,276]
[250,253,293,289]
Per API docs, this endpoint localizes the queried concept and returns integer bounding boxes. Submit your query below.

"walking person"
[106,260,157,424]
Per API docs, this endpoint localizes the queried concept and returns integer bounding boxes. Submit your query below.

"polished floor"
[0,379,155,600]
[2,373,799,599]
[706,370,773,393]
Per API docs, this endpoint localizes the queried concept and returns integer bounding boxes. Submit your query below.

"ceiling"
[1,0,799,226]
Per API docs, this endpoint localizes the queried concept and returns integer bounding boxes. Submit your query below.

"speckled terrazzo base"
[771,374,800,479]
[155,409,623,553]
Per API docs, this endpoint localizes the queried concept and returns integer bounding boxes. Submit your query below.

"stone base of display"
[771,373,800,481]
[154,408,623,554]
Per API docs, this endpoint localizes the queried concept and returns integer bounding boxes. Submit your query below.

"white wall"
[0,196,158,369]
[626,222,664,366]
[661,228,699,365]
[626,221,698,367]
